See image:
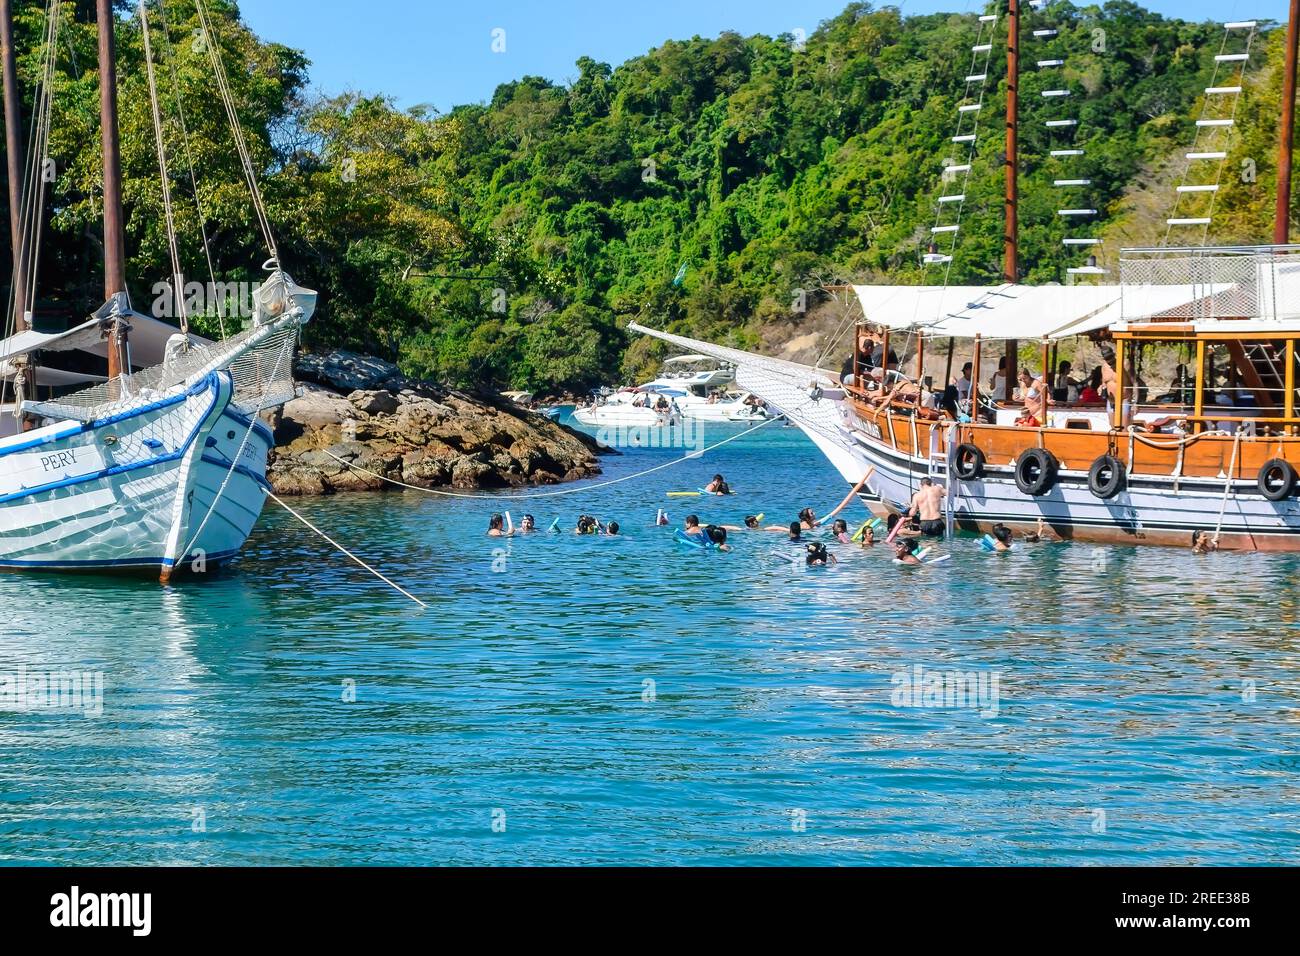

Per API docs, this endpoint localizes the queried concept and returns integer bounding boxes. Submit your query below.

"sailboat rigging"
[0,0,315,578]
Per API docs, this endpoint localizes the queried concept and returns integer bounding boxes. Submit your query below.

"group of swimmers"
[487,512,622,537]
[485,470,1066,565]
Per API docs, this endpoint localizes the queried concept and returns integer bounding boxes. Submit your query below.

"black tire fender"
[1087,454,1126,500]
[1014,448,1058,497]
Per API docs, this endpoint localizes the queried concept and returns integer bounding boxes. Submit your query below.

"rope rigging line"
[193,0,279,263]
[318,408,795,500]
[139,1,188,336]
[156,0,224,338]
[1211,428,1243,547]
[2,0,60,417]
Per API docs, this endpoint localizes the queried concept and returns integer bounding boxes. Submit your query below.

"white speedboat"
[571,354,768,426]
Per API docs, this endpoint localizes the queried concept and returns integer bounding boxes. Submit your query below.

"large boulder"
[268,349,607,495]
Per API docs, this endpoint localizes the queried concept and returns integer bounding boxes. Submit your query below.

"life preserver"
[1087,454,1126,499]
[1258,458,1297,501]
[952,443,985,480]
[1014,448,1058,496]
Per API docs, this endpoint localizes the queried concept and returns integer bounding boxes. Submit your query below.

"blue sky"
[239,0,1291,112]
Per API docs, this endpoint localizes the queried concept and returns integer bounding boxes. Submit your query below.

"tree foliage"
[1,2,1289,393]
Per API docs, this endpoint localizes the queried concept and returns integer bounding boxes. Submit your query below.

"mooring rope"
[317,408,792,500]
[1211,428,1243,547]
[266,489,428,609]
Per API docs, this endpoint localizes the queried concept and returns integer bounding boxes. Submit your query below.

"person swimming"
[805,541,837,566]
[831,518,851,543]
[487,513,512,537]
[798,507,819,530]
[860,524,876,548]
[656,509,670,526]
[1192,529,1217,554]
[990,523,1014,551]
[704,525,732,551]
[576,515,599,535]
[894,537,922,565]
[519,514,536,534]
[788,521,802,542]
[704,474,731,495]
[606,521,621,536]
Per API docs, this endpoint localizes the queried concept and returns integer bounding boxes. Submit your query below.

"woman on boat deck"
[1015,368,1049,427]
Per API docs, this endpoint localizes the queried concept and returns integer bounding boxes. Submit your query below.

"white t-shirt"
[989,372,1007,399]
[956,376,972,401]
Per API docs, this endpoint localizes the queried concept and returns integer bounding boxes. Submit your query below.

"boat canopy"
[0,311,209,370]
[850,282,1236,340]
[662,353,719,365]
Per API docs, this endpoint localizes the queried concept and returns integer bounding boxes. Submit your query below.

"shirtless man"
[906,478,946,538]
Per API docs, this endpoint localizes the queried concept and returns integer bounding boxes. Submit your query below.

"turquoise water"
[1,419,1299,865]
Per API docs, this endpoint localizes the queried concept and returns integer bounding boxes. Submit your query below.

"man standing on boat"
[905,478,947,538]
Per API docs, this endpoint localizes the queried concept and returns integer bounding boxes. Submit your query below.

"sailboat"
[0,0,313,578]
[633,5,1300,551]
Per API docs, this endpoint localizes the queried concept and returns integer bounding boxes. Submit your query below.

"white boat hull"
[0,371,272,573]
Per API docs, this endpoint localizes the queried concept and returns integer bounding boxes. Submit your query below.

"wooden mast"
[1003,0,1019,400]
[98,0,128,379]
[1277,0,1300,245]
[1,0,27,331]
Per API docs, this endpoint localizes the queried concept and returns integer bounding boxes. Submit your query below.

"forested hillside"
[3,1,1295,394]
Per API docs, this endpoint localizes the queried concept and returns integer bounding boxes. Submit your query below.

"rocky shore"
[267,350,604,496]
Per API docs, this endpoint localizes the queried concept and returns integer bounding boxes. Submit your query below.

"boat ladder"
[928,425,957,537]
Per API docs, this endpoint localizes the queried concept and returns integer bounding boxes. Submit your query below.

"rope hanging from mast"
[139,0,188,337]
[193,0,279,264]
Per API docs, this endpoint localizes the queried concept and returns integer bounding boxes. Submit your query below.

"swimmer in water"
[605,521,620,536]
[1191,529,1217,554]
[655,509,670,526]
[682,514,707,542]
[519,514,536,534]
[704,474,731,495]
[487,513,513,537]
[990,523,1014,551]
[787,521,802,542]
[704,525,733,552]
[576,515,599,535]
[831,519,852,543]
[798,507,820,530]
[719,515,763,532]
[894,538,922,565]
[805,541,837,566]
[860,524,876,548]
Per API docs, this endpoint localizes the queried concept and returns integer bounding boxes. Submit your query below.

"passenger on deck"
[955,362,973,406]
[1078,367,1103,405]
[989,356,1008,401]
[1016,368,1049,427]
[1052,361,1077,404]
[905,478,947,537]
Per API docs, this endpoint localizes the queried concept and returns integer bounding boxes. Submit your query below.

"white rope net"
[31,323,298,422]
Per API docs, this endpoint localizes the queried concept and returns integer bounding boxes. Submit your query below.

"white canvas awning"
[851,282,1237,340]
[0,312,209,369]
